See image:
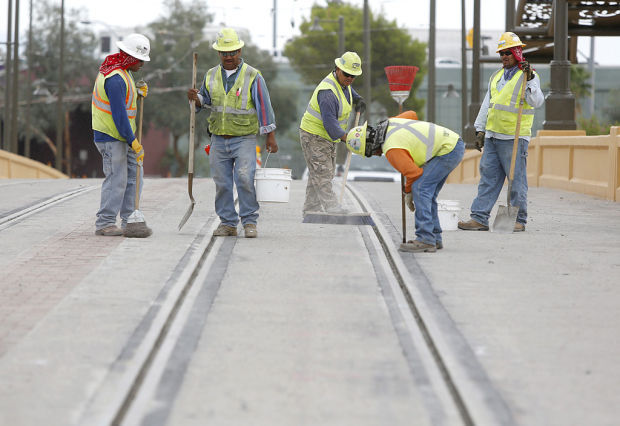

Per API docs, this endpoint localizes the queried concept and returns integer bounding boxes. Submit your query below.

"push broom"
[125,80,152,238]
[384,65,419,243]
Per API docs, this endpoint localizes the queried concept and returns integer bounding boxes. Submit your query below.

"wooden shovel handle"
[508,73,528,182]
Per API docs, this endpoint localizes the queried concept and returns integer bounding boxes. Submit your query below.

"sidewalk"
[0,178,618,425]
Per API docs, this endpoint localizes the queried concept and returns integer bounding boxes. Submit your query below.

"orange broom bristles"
[384,66,419,92]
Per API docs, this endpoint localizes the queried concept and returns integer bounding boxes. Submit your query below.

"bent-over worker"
[345,111,464,253]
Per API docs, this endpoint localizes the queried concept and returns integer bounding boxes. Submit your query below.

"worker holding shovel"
[91,33,152,238]
[345,112,465,253]
[299,51,365,216]
[187,28,278,239]
[458,32,544,233]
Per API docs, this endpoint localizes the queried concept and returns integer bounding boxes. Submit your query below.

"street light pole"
[363,0,371,122]
[3,0,13,152]
[338,16,344,55]
[55,0,65,172]
[10,0,20,154]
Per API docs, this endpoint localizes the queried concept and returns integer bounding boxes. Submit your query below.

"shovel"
[178,52,198,231]
[492,73,527,233]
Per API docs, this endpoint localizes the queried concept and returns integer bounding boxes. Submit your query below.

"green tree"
[570,65,592,117]
[283,2,427,120]
[20,0,99,170]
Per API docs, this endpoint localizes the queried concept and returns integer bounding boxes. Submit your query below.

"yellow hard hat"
[212,28,245,52]
[496,32,525,52]
[335,51,362,76]
[345,122,368,156]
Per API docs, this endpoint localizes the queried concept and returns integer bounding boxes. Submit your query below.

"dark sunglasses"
[219,50,239,57]
[342,71,356,78]
[499,50,512,57]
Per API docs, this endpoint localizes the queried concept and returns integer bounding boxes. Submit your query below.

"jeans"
[411,140,465,245]
[210,134,259,226]
[94,140,141,230]
[470,136,529,226]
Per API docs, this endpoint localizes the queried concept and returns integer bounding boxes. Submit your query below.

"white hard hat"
[117,33,151,61]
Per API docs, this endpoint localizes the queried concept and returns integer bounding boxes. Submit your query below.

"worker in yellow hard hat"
[345,111,465,253]
[458,31,544,233]
[299,51,366,215]
[187,28,278,239]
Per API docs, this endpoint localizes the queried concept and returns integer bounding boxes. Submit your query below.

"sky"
[1,0,618,65]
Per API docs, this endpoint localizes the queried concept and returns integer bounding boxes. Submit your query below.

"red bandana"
[99,51,141,76]
[510,46,525,67]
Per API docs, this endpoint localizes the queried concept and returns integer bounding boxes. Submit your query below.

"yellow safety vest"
[204,63,260,136]
[91,69,137,142]
[300,72,353,142]
[486,68,536,136]
[382,119,459,166]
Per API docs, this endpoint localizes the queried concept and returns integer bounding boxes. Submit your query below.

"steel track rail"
[0,185,97,230]
[346,182,515,426]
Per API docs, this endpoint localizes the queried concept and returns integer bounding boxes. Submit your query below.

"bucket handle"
[262,150,282,169]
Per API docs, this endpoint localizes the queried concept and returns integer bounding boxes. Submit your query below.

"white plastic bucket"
[437,199,460,231]
[255,168,292,203]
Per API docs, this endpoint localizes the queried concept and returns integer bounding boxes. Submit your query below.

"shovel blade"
[492,205,519,233]
[177,201,195,231]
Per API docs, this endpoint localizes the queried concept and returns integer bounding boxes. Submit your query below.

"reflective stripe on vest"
[382,119,459,166]
[91,69,137,119]
[299,72,352,141]
[486,69,535,136]
[204,63,260,136]
[91,69,137,141]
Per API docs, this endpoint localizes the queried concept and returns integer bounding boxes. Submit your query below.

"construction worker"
[345,111,465,253]
[300,51,365,215]
[92,33,151,237]
[187,28,278,239]
[458,32,544,232]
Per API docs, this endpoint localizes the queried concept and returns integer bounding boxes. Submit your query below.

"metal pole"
[588,36,595,117]
[25,0,33,157]
[506,0,515,30]
[338,16,344,55]
[464,0,481,143]
[55,0,65,172]
[272,0,277,57]
[460,0,467,136]
[3,0,13,151]
[10,0,20,154]
[363,0,371,122]
[543,0,576,129]
[428,0,436,122]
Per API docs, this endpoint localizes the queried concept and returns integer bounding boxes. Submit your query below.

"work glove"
[355,98,366,114]
[520,61,534,81]
[131,138,144,165]
[475,131,485,151]
[136,80,148,98]
[404,191,415,212]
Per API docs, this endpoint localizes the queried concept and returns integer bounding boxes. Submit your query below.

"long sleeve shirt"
[474,65,545,142]
[385,149,423,193]
[196,59,276,135]
[93,74,136,144]
[317,80,362,140]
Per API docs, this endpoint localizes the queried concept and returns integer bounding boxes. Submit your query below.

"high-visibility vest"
[204,63,260,136]
[91,69,137,142]
[300,72,352,142]
[486,68,536,136]
[382,119,459,166]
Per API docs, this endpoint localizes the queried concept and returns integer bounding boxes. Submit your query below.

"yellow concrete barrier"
[0,150,68,179]
[447,127,620,202]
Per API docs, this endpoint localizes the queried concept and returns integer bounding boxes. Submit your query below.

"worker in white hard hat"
[299,51,366,215]
[458,31,544,233]
[91,33,152,237]
[187,28,278,239]
[345,111,465,253]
